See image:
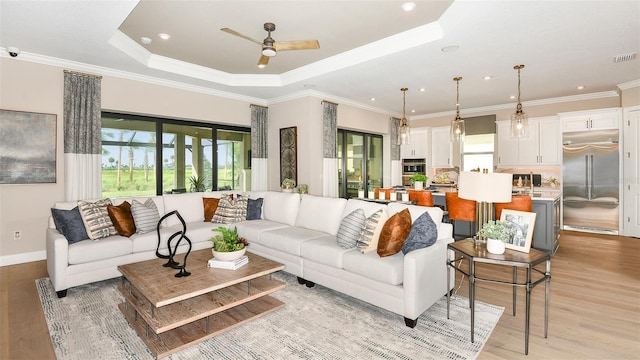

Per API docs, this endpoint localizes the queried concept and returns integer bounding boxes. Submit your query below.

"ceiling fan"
[221,22,320,67]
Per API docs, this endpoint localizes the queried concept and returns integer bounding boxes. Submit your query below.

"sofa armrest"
[402,231,454,320]
[46,228,69,293]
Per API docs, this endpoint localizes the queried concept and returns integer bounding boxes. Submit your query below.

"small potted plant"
[409,173,428,190]
[189,175,206,192]
[209,226,249,261]
[477,220,515,254]
[281,178,296,192]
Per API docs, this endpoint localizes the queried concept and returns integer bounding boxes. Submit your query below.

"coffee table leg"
[470,260,475,343]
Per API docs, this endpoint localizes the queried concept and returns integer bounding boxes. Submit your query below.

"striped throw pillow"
[131,198,160,234]
[357,209,388,254]
[212,195,248,224]
[336,208,366,249]
[78,199,117,241]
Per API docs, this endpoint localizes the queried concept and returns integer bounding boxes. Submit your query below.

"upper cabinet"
[497,117,560,166]
[432,126,459,167]
[400,128,428,159]
[560,108,621,132]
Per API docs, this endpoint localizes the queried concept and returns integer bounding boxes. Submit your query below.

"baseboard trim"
[0,250,46,267]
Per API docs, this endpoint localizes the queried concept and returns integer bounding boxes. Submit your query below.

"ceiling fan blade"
[275,40,320,51]
[257,55,270,67]
[220,28,262,46]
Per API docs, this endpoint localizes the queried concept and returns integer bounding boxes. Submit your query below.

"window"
[337,129,383,199]
[462,134,495,172]
[101,113,250,197]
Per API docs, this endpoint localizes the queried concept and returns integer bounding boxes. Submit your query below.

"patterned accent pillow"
[203,197,220,222]
[107,201,136,237]
[77,199,117,240]
[336,208,366,249]
[212,195,248,224]
[356,209,388,254]
[51,206,89,244]
[377,208,412,257]
[402,211,438,254]
[247,198,264,220]
[131,198,160,234]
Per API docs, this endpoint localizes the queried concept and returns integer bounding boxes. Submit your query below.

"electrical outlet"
[13,231,21,241]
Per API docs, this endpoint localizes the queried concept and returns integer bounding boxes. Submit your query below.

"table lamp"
[458,171,513,234]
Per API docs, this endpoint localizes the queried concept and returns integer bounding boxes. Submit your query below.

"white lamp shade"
[458,171,512,203]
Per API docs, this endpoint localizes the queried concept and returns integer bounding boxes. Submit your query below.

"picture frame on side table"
[500,209,536,253]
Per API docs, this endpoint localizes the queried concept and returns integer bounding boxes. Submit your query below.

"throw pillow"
[402,211,438,254]
[203,197,220,222]
[377,208,412,257]
[356,209,388,254]
[131,198,160,234]
[50,207,89,244]
[212,195,248,224]
[336,208,366,249]
[107,201,136,237]
[78,199,117,240]
[247,198,264,220]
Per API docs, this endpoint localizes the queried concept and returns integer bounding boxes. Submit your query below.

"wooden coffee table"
[117,250,285,359]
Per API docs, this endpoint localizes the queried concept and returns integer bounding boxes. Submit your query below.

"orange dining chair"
[407,190,434,207]
[495,195,532,220]
[445,192,477,240]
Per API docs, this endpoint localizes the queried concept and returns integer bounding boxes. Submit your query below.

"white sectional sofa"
[47,191,454,327]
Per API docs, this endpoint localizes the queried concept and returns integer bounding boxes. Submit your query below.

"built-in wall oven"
[402,158,426,187]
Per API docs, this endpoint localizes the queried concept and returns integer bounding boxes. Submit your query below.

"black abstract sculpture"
[155,210,192,277]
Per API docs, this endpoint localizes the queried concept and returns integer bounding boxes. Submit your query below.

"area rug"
[37,273,503,360]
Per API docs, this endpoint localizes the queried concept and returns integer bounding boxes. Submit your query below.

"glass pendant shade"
[398,87,410,145]
[450,77,465,141]
[511,65,528,138]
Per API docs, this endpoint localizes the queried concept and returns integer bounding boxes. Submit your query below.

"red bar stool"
[445,192,476,239]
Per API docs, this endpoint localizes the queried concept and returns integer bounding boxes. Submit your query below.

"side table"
[446,239,551,355]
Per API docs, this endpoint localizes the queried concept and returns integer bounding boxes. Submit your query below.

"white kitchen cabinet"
[497,117,560,166]
[560,108,621,132]
[400,129,428,159]
[431,126,454,167]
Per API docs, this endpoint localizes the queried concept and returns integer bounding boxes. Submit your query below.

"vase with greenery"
[477,220,515,254]
[209,226,250,260]
[409,173,428,190]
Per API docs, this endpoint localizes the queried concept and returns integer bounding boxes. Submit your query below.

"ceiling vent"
[613,52,637,63]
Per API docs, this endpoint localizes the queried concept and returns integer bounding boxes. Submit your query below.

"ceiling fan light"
[262,46,276,57]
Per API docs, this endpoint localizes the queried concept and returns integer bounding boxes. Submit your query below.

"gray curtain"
[390,117,400,161]
[322,101,338,197]
[63,71,102,200]
[250,104,268,190]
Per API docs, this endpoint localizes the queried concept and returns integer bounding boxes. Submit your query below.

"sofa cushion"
[259,227,329,256]
[246,198,264,220]
[342,250,404,286]
[212,195,248,223]
[68,236,133,265]
[377,208,411,257]
[263,192,301,226]
[336,208,366,249]
[107,201,136,237]
[50,207,89,244]
[163,193,205,226]
[301,237,355,269]
[295,194,347,235]
[203,197,220,222]
[356,208,388,254]
[342,199,386,218]
[131,198,160,234]
[386,203,444,226]
[78,199,117,240]
[402,211,438,254]
[234,220,289,245]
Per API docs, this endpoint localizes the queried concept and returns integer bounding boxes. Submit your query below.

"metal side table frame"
[446,239,551,355]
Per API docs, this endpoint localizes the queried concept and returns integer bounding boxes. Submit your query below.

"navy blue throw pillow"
[402,211,438,254]
[247,198,264,220]
[51,207,89,244]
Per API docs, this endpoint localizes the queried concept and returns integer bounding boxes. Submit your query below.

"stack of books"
[207,255,249,270]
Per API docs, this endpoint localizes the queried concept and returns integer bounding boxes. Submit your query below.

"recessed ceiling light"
[411,109,416,113]
[577,85,585,90]
[441,45,460,53]
[158,33,170,40]
[402,2,416,11]
[140,36,152,45]
[370,97,376,101]
[510,95,516,99]
[483,76,492,80]
[418,88,425,92]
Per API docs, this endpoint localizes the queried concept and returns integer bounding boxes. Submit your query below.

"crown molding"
[268,89,395,116]
[618,79,640,90]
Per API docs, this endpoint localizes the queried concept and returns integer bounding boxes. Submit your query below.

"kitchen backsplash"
[496,166,561,187]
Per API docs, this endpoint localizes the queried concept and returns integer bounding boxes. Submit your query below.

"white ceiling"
[1,0,639,119]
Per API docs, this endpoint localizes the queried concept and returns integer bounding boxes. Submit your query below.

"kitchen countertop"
[429,188,561,201]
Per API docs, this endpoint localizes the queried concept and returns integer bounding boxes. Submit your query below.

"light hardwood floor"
[1,231,638,360]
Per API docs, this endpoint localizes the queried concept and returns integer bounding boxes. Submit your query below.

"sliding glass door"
[338,129,383,199]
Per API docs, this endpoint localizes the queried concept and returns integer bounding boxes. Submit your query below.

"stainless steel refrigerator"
[562,129,620,234]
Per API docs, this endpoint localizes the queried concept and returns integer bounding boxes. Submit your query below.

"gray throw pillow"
[402,211,438,254]
[247,198,264,220]
[336,208,366,249]
[131,198,160,234]
[51,207,89,244]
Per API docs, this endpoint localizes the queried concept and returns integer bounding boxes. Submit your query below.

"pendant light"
[450,77,465,142]
[510,64,528,138]
[398,87,411,145]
